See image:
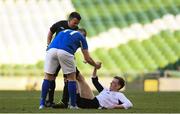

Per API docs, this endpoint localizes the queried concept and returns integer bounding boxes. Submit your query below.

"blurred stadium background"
[0,0,180,91]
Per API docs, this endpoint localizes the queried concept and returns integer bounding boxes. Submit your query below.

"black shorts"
[54,65,80,78]
[76,94,99,109]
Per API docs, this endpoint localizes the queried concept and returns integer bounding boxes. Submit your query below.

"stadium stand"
[72,0,180,74]
[0,0,74,64]
[0,0,180,76]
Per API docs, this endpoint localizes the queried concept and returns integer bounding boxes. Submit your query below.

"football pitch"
[0,91,180,113]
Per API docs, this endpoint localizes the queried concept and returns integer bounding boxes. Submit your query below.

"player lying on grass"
[76,66,133,109]
[54,64,133,109]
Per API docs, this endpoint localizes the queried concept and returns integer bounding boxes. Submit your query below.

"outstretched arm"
[92,66,104,93]
[82,50,101,69]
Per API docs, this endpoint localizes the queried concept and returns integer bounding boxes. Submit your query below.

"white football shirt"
[96,88,133,109]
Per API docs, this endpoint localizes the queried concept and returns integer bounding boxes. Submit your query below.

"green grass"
[0,91,180,113]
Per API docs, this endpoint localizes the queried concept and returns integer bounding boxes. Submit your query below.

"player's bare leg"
[76,73,94,99]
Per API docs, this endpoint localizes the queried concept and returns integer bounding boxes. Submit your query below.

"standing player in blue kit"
[39,29,101,109]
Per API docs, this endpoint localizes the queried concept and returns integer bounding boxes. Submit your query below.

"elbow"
[84,57,91,63]
[123,102,133,109]
[129,102,133,108]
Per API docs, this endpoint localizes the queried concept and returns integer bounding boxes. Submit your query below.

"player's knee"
[76,74,84,82]
[64,78,69,83]
[66,72,76,81]
[51,76,56,80]
[44,72,54,80]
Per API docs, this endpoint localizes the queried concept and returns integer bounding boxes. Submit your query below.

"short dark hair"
[68,12,81,21]
[114,76,125,90]
[78,28,87,37]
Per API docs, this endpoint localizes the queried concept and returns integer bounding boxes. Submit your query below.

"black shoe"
[52,101,68,109]
[45,100,55,107]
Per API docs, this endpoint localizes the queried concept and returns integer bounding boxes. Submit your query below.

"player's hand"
[83,60,87,64]
[95,62,102,69]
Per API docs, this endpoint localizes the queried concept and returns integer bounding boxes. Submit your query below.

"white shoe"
[39,105,45,109]
[69,105,79,109]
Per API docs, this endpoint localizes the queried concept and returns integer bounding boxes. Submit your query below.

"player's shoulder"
[71,30,82,37]
[116,91,126,97]
[59,20,68,24]
[102,88,109,92]
[55,20,68,25]
[63,29,83,38]
[63,29,78,35]
[77,31,86,39]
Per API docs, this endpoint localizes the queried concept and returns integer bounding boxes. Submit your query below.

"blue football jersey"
[47,29,88,55]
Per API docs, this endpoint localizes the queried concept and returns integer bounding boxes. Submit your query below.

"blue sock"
[40,79,50,106]
[68,81,76,107]
[48,80,56,103]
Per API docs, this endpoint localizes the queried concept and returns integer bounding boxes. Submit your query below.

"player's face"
[110,78,121,91]
[69,18,80,28]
